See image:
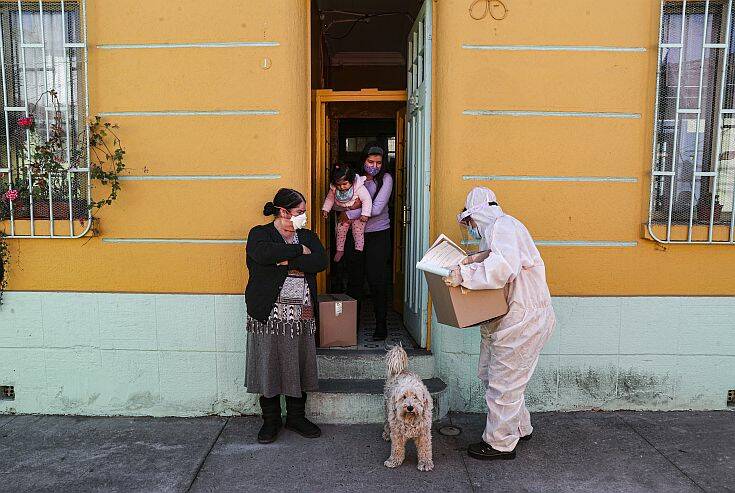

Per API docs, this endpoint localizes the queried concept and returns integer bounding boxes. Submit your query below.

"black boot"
[285,393,321,438]
[467,441,516,461]
[371,321,387,341]
[257,395,282,444]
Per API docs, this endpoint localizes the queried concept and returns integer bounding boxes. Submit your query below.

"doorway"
[312,90,412,349]
[311,0,432,349]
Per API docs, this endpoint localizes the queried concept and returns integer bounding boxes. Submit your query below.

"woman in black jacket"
[245,188,328,444]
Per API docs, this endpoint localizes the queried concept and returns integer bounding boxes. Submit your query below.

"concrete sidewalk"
[0,411,732,493]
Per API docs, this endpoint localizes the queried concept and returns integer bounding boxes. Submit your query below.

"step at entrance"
[307,378,449,424]
[317,349,435,380]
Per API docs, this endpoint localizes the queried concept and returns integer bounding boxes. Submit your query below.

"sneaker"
[467,441,516,461]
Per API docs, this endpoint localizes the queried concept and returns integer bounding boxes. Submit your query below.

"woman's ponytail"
[263,201,276,216]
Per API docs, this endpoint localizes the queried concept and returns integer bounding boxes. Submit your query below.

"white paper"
[416,234,469,277]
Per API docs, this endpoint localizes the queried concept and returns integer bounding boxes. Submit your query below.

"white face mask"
[290,212,307,230]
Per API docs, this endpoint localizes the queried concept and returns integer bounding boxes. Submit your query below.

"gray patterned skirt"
[245,272,319,398]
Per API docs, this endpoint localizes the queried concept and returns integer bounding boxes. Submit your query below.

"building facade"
[1,0,733,419]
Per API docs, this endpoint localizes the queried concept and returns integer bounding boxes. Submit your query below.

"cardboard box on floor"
[318,294,357,347]
[416,234,508,328]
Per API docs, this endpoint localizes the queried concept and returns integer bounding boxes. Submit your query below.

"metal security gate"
[648,0,735,243]
[403,0,431,347]
[0,0,90,238]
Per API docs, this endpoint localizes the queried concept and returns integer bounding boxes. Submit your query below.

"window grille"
[0,0,90,238]
[649,0,735,243]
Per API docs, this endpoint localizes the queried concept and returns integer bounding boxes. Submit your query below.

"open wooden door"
[402,0,432,347]
[392,107,407,313]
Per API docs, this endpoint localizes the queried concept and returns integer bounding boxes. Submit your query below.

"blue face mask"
[468,225,482,240]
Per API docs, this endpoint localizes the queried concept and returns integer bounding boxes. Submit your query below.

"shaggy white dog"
[382,345,434,471]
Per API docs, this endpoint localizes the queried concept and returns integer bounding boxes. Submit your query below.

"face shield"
[457,208,481,244]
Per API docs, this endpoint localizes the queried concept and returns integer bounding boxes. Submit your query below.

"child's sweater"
[322,175,373,217]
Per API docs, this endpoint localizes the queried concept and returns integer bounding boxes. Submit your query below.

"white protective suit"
[458,187,555,452]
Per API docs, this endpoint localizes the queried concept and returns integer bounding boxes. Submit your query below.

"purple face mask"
[364,163,380,176]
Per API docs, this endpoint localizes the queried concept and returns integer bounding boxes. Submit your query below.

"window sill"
[642,223,733,243]
[1,217,97,238]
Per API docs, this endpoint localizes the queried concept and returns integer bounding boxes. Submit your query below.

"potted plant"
[0,89,126,304]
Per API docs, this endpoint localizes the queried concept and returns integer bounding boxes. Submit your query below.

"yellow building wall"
[5,0,735,297]
[432,0,735,296]
[5,0,310,294]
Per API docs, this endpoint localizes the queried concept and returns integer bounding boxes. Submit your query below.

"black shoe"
[285,393,321,438]
[467,442,516,461]
[257,395,282,444]
[371,322,387,341]
[520,434,532,442]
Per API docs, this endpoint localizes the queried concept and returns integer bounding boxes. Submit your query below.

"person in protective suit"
[443,187,556,461]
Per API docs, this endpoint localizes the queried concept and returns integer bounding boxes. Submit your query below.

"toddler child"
[322,165,372,262]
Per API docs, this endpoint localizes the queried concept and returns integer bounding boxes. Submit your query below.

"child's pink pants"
[335,219,366,252]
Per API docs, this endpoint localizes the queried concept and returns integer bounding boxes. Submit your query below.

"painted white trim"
[463,109,641,119]
[536,240,638,247]
[462,44,646,53]
[103,238,246,244]
[97,41,280,49]
[463,175,638,183]
[462,239,637,247]
[119,174,281,181]
[97,110,279,117]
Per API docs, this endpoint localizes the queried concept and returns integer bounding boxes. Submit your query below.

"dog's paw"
[384,457,403,468]
[382,430,391,442]
[417,460,434,472]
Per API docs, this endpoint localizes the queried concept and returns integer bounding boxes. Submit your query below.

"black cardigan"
[245,222,328,324]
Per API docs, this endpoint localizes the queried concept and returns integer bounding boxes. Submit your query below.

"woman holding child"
[337,143,394,341]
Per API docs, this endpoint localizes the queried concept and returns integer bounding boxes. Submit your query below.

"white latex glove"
[462,250,490,265]
[442,266,462,287]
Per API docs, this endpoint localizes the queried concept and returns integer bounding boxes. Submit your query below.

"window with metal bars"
[649,0,735,243]
[0,1,89,238]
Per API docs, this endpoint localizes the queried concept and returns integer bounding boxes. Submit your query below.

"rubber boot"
[257,395,282,444]
[285,393,321,438]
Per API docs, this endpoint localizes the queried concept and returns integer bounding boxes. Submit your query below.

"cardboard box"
[318,294,357,347]
[417,234,508,329]
[424,272,508,328]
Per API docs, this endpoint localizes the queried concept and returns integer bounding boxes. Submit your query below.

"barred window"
[650,0,735,243]
[0,1,89,238]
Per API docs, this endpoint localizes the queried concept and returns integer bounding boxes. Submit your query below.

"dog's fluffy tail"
[385,344,408,377]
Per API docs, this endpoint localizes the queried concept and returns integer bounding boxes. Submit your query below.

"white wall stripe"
[462,239,637,247]
[463,109,641,119]
[97,110,279,117]
[97,41,279,50]
[119,174,281,181]
[463,175,638,183]
[103,238,246,244]
[536,240,638,247]
[462,44,646,53]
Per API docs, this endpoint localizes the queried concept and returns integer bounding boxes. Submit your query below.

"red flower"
[17,116,34,129]
[3,189,18,202]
